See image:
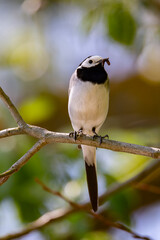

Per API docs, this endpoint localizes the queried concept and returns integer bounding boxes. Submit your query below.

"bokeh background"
[0,0,160,239]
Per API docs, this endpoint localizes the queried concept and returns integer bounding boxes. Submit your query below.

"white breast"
[68,79,109,135]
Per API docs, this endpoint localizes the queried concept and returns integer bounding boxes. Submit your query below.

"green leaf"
[105,2,137,45]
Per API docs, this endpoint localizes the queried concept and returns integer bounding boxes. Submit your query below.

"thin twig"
[0,87,27,128]
[99,159,160,205]
[35,179,151,240]
[35,178,83,209]
[0,139,47,185]
[0,207,74,240]
[134,182,160,195]
[0,127,24,138]
[89,212,150,240]
[35,178,89,212]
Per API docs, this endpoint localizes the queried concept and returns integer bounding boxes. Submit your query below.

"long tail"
[82,145,98,212]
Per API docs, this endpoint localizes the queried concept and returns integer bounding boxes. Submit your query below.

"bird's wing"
[68,71,77,96]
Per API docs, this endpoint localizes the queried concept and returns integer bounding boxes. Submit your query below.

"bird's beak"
[96,58,110,67]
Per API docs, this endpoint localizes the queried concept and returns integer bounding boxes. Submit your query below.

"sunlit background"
[0,0,160,239]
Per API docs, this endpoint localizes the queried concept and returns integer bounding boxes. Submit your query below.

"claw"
[93,132,99,140]
[102,134,109,139]
[92,128,109,145]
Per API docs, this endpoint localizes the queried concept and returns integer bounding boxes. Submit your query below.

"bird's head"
[76,55,110,84]
[78,55,110,69]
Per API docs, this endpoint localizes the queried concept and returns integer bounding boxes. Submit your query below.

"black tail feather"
[85,162,98,212]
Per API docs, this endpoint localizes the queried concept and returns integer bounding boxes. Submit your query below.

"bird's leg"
[92,127,109,144]
[69,127,83,141]
[92,128,99,140]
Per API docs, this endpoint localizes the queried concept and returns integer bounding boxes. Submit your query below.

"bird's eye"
[88,60,93,64]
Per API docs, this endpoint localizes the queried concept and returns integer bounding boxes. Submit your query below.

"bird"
[68,55,110,212]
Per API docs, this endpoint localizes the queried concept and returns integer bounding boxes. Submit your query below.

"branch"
[0,127,25,138]
[0,139,47,185]
[134,182,160,195]
[0,207,74,240]
[99,159,160,205]
[0,87,27,128]
[44,132,160,159]
[0,126,160,185]
[1,125,160,159]
[1,159,158,240]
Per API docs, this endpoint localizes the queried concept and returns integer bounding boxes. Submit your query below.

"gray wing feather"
[68,71,77,96]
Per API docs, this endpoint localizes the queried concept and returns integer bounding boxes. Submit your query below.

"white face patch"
[78,55,103,68]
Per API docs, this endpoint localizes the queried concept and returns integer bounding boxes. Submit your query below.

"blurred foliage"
[105,174,138,225]
[106,2,137,45]
[10,40,49,81]
[82,1,137,45]
[0,0,160,239]
[19,95,56,124]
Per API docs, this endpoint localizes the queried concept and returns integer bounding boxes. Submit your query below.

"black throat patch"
[77,64,108,84]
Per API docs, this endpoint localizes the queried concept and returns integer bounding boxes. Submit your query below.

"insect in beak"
[96,58,110,66]
[102,58,110,66]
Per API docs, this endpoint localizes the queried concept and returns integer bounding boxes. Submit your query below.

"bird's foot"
[69,128,83,141]
[92,128,109,144]
[93,133,109,144]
